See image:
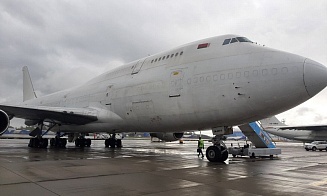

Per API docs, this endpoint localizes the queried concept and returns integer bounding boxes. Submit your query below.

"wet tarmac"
[0,139,327,196]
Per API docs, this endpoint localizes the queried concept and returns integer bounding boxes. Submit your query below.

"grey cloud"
[296,107,314,116]
[1,0,327,126]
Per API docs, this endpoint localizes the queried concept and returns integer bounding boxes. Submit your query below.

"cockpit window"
[222,39,231,45]
[236,37,252,42]
[230,38,238,43]
[223,37,252,45]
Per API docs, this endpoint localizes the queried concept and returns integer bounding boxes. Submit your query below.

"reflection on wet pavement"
[0,139,326,195]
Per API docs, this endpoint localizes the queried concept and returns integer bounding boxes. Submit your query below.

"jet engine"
[150,132,184,142]
[0,110,10,135]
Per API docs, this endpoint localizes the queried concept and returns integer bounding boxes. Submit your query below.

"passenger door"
[169,70,183,97]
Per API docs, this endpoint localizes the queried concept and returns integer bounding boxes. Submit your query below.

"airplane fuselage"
[20,34,327,134]
[264,128,327,142]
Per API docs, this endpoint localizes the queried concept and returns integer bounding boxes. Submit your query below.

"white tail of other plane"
[260,116,286,127]
[22,66,37,102]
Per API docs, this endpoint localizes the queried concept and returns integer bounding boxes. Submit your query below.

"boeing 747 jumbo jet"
[1,34,327,162]
[261,116,327,142]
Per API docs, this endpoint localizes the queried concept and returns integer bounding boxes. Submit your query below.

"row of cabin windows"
[151,51,184,63]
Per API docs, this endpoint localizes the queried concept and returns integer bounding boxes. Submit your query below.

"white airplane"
[261,116,327,142]
[1,34,327,162]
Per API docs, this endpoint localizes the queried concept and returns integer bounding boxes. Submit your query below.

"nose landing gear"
[205,126,232,162]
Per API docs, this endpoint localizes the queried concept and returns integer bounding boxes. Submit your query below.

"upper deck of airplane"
[86,34,259,85]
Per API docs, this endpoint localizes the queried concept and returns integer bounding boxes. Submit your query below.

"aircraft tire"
[50,138,55,146]
[206,146,221,162]
[29,138,39,148]
[60,138,67,148]
[39,138,48,148]
[221,147,229,162]
[75,139,80,147]
[109,138,115,148]
[86,139,91,147]
[105,139,110,147]
[116,139,122,148]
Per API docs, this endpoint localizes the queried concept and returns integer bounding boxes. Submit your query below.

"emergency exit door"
[132,58,147,74]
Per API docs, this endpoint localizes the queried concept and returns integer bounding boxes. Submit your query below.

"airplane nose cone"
[303,58,327,97]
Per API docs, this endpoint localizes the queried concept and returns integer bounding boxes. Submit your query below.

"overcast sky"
[1,0,327,127]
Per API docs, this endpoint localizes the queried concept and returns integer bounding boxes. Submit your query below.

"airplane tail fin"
[22,66,37,102]
[260,116,286,127]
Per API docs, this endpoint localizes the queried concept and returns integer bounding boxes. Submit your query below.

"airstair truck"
[228,122,281,159]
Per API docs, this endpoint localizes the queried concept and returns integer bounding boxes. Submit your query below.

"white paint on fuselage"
[264,128,327,141]
[20,34,326,134]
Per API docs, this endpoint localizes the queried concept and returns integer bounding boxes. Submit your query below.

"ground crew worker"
[197,137,204,158]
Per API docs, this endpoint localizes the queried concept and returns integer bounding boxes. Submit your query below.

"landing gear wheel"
[75,138,91,147]
[39,138,48,148]
[221,146,228,162]
[86,138,91,147]
[206,146,228,162]
[109,138,116,148]
[206,146,221,162]
[50,137,66,148]
[116,139,122,148]
[105,136,122,148]
[28,138,48,148]
[105,139,110,147]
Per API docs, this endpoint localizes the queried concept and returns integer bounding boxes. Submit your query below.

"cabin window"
[262,69,268,76]
[244,71,249,77]
[180,51,183,55]
[282,67,288,74]
[200,76,204,82]
[175,53,178,56]
[171,54,174,58]
[272,68,277,75]
[151,60,154,63]
[162,56,165,60]
[167,55,170,59]
[159,57,161,61]
[155,58,157,62]
[228,73,233,79]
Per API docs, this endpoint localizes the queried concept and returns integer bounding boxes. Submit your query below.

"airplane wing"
[0,104,98,125]
[278,125,327,131]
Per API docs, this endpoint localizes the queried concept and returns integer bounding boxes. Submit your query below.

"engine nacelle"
[0,110,10,135]
[150,132,184,142]
[25,119,39,126]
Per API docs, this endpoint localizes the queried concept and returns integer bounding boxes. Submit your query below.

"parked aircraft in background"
[225,128,246,140]
[1,34,327,162]
[261,116,327,142]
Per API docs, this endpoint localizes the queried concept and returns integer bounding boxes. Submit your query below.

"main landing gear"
[50,132,67,148]
[205,127,232,162]
[74,134,92,147]
[28,122,55,148]
[105,133,122,148]
[28,137,48,148]
[27,122,67,148]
